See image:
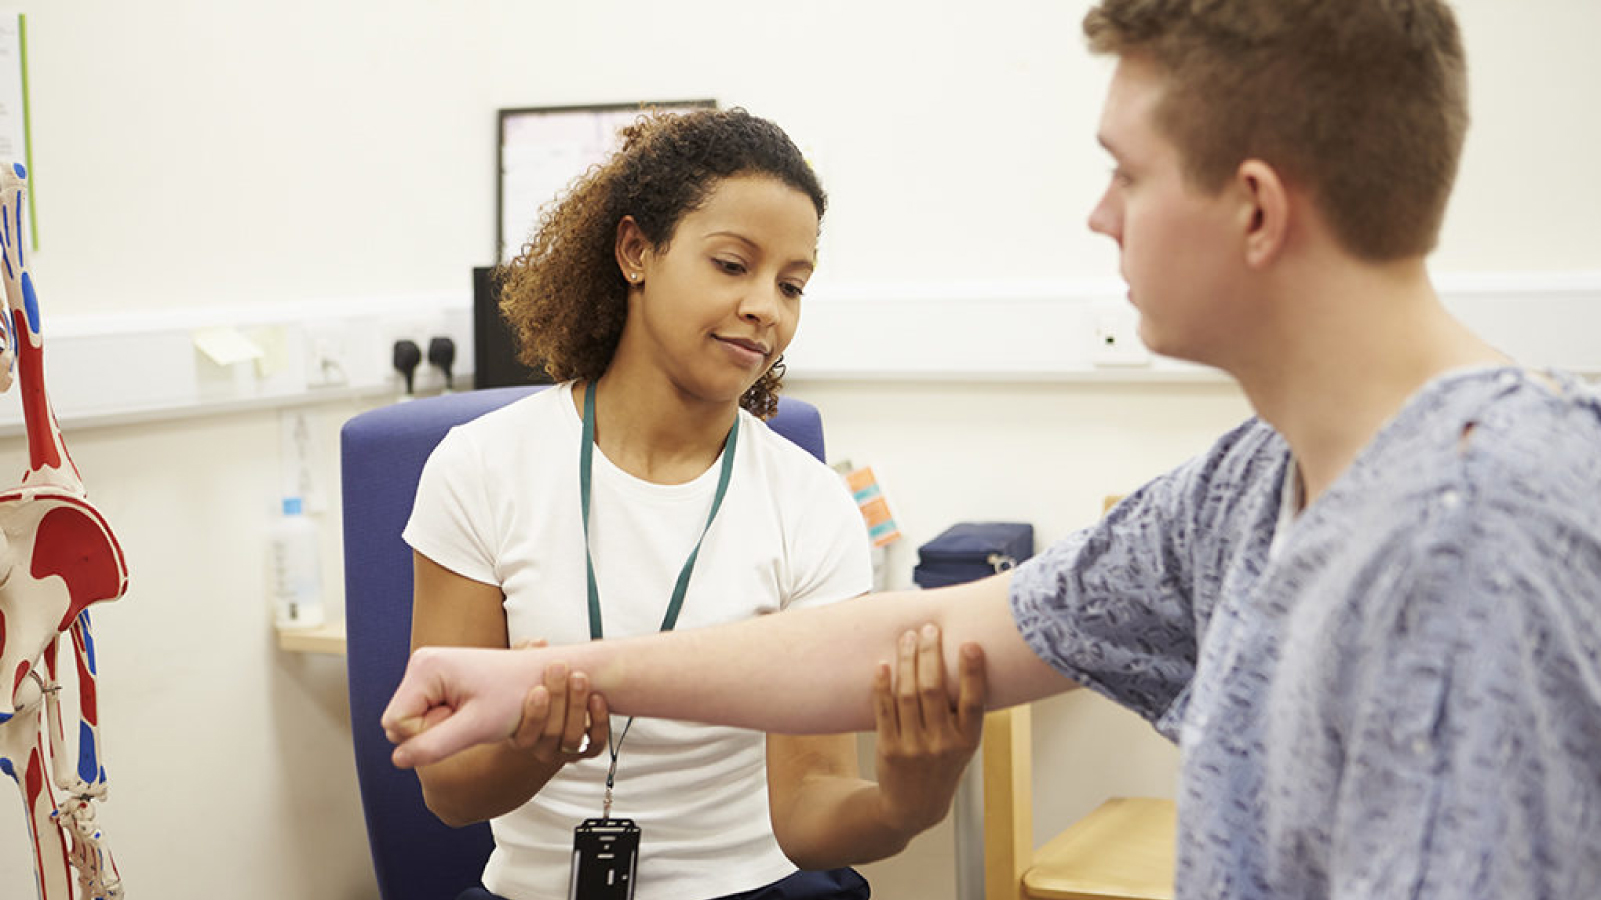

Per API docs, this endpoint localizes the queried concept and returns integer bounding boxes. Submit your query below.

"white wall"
[1,2,1597,899]
[27,0,1601,318]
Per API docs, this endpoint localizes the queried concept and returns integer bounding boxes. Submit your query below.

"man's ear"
[1237,159,1289,269]
[614,216,652,283]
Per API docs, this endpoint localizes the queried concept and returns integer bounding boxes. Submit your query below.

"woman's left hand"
[871,624,986,834]
[507,639,610,765]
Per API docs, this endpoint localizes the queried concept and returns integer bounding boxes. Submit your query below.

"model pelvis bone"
[0,163,130,900]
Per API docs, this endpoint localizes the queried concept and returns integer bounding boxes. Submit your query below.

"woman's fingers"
[492,642,611,763]
[559,672,593,754]
[509,684,552,750]
[894,629,923,738]
[915,624,954,736]
[579,692,611,760]
[955,642,987,740]
[872,660,898,743]
[540,663,572,749]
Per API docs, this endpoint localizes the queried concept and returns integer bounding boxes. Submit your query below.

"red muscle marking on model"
[26,747,48,879]
[42,641,70,744]
[32,507,124,630]
[25,741,41,790]
[71,629,97,724]
[26,745,69,875]
[12,308,60,473]
[12,658,26,696]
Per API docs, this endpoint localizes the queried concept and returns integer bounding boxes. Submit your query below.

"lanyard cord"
[579,381,738,816]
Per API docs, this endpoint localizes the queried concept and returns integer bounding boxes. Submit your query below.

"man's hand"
[383,645,541,768]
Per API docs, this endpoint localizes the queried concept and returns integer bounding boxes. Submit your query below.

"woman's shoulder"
[734,410,863,529]
[435,383,577,462]
[456,382,573,434]
[738,408,834,477]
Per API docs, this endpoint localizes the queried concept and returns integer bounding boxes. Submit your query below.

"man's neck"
[1230,257,1506,506]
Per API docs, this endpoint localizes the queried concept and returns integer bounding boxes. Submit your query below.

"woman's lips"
[714,335,770,366]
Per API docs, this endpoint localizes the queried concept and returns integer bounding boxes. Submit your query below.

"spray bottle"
[269,497,324,629]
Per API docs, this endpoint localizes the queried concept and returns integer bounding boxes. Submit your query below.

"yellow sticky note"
[193,327,264,367]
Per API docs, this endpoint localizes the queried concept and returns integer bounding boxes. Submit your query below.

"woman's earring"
[629,272,642,283]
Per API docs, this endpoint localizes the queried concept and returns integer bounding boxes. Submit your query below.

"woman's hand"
[384,640,605,771]
[871,624,986,834]
[507,639,610,765]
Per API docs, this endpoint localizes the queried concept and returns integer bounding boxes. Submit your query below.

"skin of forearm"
[771,773,920,869]
[575,574,1062,734]
[417,740,567,827]
[385,573,1071,769]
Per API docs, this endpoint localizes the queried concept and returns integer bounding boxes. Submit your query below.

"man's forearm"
[581,574,1060,733]
[387,572,1070,767]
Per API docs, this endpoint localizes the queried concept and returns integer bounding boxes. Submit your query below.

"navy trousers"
[457,866,870,900]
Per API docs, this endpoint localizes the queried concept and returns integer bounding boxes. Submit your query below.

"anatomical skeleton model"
[0,164,129,899]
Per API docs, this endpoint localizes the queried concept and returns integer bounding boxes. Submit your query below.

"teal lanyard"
[579,381,738,814]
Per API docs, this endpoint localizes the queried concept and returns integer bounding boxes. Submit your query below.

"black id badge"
[569,817,641,900]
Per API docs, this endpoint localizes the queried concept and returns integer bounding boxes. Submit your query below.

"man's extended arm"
[384,571,1075,768]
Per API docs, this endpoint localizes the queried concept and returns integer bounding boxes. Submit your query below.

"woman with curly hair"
[403,108,985,900]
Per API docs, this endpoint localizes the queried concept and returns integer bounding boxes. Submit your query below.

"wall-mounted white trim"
[785,272,1601,382]
[0,292,474,436]
[13,382,400,436]
[1,270,1595,437]
[45,292,465,337]
[1432,271,1601,294]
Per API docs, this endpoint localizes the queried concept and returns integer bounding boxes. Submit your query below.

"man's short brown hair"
[1085,0,1469,261]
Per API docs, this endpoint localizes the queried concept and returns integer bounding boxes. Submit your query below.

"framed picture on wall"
[496,99,716,264]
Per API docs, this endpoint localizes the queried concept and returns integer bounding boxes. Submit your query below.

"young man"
[385,1,1601,896]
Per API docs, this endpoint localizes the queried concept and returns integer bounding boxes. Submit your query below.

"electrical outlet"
[386,317,439,393]
[367,305,476,395]
[304,324,351,388]
[1091,308,1151,367]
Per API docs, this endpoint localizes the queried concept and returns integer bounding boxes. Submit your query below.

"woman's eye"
[780,282,806,299]
[714,258,746,275]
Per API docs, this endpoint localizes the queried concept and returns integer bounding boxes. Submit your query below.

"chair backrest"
[341,386,828,900]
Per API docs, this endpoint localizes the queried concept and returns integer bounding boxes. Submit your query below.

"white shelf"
[275,619,348,656]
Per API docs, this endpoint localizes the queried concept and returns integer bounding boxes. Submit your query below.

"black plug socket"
[392,339,422,395]
[427,336,456,391]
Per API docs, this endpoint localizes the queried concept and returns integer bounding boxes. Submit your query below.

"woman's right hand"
[508,639,610,765]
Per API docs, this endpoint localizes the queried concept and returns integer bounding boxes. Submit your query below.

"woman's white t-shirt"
[403,382,873,900]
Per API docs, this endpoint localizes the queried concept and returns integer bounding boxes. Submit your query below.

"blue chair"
[341,386,828,900]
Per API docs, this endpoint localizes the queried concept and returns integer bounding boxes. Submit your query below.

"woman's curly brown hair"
[497,107,826,419]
